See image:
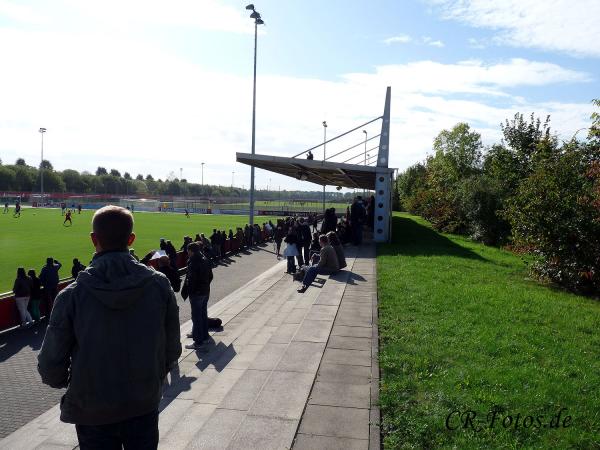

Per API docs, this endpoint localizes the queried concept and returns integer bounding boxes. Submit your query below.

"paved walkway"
[0,244,379,450]
[0,244,280,438]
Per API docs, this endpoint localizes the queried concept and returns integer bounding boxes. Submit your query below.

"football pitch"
[0,208,276,294]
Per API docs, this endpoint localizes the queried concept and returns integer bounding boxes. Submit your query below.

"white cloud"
[423,36,445,47]
[0,28,594,188]
[429,0,600,57]
[383,34,412,45]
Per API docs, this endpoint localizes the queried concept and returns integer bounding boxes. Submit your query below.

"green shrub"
[505,143,600,294]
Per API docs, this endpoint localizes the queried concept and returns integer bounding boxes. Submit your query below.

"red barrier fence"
[0,233,270,333]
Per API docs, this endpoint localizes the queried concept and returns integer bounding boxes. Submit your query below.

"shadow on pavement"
[0,322,46,363]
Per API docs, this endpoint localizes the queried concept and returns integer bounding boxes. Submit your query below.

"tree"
[61,169,84,192]
[124,172,132,180]
[0,166,16,190]
[145,174,154,181]
[500,113,557,175]
[110,169,121,177]
[40,160,53,170]
[96,167,107,176]
[15,158,26,166]
[136,174,144,181]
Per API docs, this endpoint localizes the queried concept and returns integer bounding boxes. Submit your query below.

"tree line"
[396,99,600,295]
[0,160,356,201]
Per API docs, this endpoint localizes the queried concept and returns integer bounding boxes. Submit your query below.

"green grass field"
[377,213,600,449]
[0,208,276,294]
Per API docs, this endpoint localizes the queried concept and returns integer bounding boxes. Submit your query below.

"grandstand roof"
[236,153,394,190]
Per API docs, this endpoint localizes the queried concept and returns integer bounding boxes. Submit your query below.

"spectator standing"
[13,267,33,327]
[28,269,42,322]
[38,205,181,449]
[71,258,86,279]
[283,229,299,274]
[274,225,284,258]
[39,257,62,312]
[350,197,366,245]
[297,235,340,293]
[181,242,213,349]
[297,217,312,266]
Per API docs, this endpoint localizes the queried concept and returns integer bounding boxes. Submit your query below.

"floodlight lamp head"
[250,11,260,19]
[256,18,264,25]
[363,130,367,134]
[245,4,255,10]
[322,121,327,127]
[39,127,46,133]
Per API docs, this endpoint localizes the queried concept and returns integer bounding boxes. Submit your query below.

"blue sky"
[0,0,598,190]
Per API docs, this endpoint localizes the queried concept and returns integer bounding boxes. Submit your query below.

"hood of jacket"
[75,250,156,310]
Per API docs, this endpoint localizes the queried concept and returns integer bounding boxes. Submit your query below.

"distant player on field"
[64,209,73,226]
[14,202,21,218]
[3,202,8,213]
[184,209,190,218]
[77,204,82,214]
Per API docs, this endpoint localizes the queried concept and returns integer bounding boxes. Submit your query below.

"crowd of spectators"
[8,197,373,327]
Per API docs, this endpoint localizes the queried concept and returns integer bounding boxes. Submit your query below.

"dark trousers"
[302,266,334,287]
[286,256,296,273]
[190,294,209,343]
[75,410,159,450]
[352,223,363,245]
[44,287,58,313]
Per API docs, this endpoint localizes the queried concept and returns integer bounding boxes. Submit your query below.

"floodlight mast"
[39,127,46,206]
[247,4,264,225]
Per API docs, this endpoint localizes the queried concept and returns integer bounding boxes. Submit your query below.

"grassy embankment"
[377,213,600,449]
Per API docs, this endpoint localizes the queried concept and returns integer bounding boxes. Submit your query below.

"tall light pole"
[39,128,46,206]
[201,162,205,186]
[232,171,235,188]
[246,4,264,226]
[322,120,327,213]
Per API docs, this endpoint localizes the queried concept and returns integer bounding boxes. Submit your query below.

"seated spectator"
[309,232,321,258]
[297,235,339,293]
[157,255,181,292]
[71,258,86,279]
[327,231,347,269]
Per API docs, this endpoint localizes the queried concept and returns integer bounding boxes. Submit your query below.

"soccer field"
[0,208,275,294]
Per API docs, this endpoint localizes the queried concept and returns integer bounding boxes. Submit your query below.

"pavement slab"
[2,243,380,450]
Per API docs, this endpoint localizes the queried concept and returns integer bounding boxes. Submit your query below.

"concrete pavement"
[1,244,380,449]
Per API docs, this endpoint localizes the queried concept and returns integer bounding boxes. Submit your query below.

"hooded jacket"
[37,251,182,426]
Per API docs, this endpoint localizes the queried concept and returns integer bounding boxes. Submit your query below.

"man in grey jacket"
[38,205,181,449]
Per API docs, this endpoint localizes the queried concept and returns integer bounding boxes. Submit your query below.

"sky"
[0,0,598,191]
